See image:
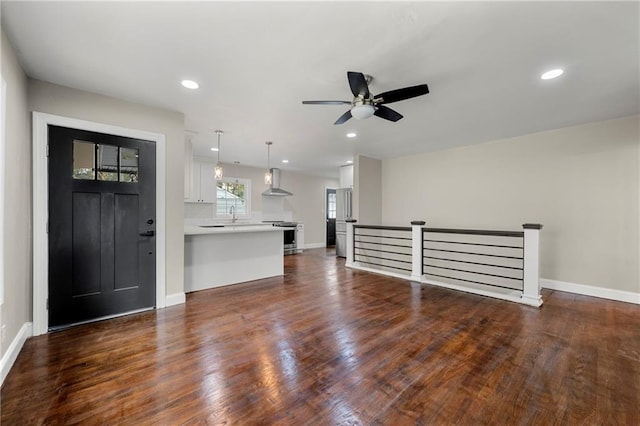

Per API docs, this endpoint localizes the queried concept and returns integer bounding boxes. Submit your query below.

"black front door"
[326,189,336,246]
[48,125,156,329]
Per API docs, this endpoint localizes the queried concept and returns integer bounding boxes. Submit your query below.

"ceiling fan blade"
[302,100,351,105]
[347,71,370,98]
[374,105,403,122]
[334,110,352,125]
[376,84,429,104]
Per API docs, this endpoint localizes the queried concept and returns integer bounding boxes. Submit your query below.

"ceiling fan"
[302,71,429,125]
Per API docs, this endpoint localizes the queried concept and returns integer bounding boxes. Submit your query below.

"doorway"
[33,113,167,335]
[48,125,156,329]
[326,188,336,246]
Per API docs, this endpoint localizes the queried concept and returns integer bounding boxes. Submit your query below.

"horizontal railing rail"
[354,225,412,231]
[423,227,524,238]
[356,234,412,240]
[423,239,523,249]
[422,247,522,260]
[423,255,523,271]
[346,220,543,307]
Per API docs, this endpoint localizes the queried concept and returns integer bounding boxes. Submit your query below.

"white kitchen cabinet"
[339,164,353,188]
[186,161,217,203]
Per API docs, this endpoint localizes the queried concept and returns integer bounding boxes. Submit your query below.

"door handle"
[140,230,155,237]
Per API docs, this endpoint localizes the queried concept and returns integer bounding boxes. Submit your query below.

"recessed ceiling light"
[346,160,354,164]
[346,132,357,138]
[181,79,199,89]
[210,147,219,152]
[282,159,289,163]
[540,69,564,80]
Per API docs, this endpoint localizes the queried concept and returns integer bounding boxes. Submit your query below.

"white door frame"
[32,112,167,336]
[1,76,6,307]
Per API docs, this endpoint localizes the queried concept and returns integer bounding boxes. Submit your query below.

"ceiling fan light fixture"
[302,71,429,125]
[350,104,375,120]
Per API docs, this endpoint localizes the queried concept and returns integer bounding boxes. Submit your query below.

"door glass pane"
[74,142,140,183]
[97,144,118,181]
[120,147,139,183]
[328,193,336,219]
[73,140,96,180]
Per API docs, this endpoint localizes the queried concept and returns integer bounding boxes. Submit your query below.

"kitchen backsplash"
[184,202,215,219]
[185,196,293,222]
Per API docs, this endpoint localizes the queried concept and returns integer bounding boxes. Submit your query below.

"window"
[327,192,336,219]
[72,141,139,183]
[216,177,251,217]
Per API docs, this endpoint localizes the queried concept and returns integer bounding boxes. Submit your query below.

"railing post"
[522,223,543,307]
[346,219,357,268]
[411,221,425,281]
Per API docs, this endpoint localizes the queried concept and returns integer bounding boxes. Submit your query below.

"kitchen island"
[184,224,291,293]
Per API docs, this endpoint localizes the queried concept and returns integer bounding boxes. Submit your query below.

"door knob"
[140,230,155,237]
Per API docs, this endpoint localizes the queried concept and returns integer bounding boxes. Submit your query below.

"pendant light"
[214,130,224,180]
[264,141,273,185]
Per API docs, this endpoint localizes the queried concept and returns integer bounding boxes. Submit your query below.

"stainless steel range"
[264,221,299,255]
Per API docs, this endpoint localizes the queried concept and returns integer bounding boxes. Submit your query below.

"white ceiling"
[2,1,638,177]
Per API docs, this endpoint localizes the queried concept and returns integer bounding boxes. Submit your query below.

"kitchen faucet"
[229,205,237,223]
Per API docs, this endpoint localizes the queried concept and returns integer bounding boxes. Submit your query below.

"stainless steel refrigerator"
[335,188,352,257]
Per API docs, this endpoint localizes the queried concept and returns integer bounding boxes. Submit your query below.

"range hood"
[262,168,293,196]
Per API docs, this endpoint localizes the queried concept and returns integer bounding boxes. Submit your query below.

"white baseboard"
[422,277,537,306]
[165,292,186,307]
[1,322,32,386]
[351,263,417,282]
[541,278,640,305]
[304,242,325,249]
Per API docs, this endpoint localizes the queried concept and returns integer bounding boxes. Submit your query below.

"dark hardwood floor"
[2,248,639,424]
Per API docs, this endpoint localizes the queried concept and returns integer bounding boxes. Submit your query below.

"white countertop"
[185,224,295,236]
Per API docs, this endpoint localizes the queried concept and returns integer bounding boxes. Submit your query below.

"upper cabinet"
[186,161,217,203]
[339,164,353,188]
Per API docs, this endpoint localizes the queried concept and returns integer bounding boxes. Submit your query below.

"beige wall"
[280,169,339,245]
[382,116,640,293]
[354,155,382,226]
[28,80,186,297]
[193,161,338,246]
[1,30,32,358]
